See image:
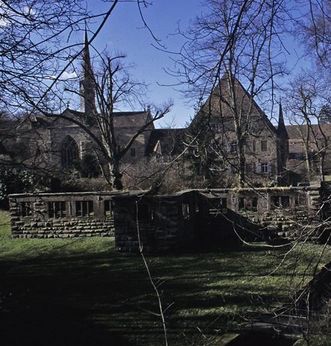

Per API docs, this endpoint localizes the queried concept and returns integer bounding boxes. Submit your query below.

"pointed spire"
[83,27,91,73]
[277,100,288,138]
[80,27,96,122]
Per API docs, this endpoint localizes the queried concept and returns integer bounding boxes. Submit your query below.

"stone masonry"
[9,192,117,238]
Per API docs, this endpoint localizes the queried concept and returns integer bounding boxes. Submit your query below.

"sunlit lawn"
[0,210,330,345]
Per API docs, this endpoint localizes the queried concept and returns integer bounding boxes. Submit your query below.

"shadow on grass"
[0,236,323,346]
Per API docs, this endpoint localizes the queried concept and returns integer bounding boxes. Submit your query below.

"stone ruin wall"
[9,192,115,238]
[226,185,321,233]
[113,194,198,253]
[8,185,323,243]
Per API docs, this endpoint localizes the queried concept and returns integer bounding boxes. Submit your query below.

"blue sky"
[87,0,203,128]
[79,0,314,128]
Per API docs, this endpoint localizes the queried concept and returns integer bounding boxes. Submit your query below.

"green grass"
[0,210,330,346]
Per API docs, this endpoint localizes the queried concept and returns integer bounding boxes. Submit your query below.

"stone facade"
[9,184,326,251]
[9,192,116,238]
[5,55,331,188]
[113,185,324,252]
[177,75,287,186]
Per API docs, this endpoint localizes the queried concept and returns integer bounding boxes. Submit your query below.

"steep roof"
[17,109,153,130]
[190,74,277,135]
[286,124,331,140]
[145,128,186,156]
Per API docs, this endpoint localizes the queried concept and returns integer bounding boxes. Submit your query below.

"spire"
[80,28,96,122]
[277,101,288,138]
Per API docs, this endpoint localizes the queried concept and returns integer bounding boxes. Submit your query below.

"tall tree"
[176,0,287,186]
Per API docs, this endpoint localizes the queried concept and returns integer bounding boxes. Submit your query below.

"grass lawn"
[0,210,330,346]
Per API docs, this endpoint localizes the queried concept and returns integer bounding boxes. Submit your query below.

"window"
[130,148,136,157]
[104,200,112,217]
[19,202,33,217]
[61,136,79,169]
[289,152,305,160]
[281,196,290,208]
[238,197,258,211]
[261,163,269,173]
[230,142,237,153]
[76,200,94,217]
[261,140,268,152]
[48,201,66,218]
[272,196,290,208]
[252,140,256,153]
[239,197,245,210]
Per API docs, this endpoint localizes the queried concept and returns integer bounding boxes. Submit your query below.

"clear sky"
[87,0,204,128]
[81,0,313,128]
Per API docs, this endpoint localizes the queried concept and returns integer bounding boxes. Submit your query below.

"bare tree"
[287,74,331,182]
[174,0,287,186]
[301,0,331,69]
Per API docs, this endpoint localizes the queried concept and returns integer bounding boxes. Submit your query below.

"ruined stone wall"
[9,185,324,249]
[225,185,321,234]
[9,192,116,238]
[113,192,198,253]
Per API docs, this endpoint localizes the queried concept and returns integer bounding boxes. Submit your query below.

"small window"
[230,142,237,153]
[289,152,305,160]
[281,196,290,208]
[252,140,256,153]
[261,163,268,173]
[48,201,66,218]
[130,148,136,157]
[252,197,258,211]
[104,200,112,217]
[222,198,227,209]
[19,202,33,217]
[272,196,290,208]
[76,200,94,217]
[261,140,268,152]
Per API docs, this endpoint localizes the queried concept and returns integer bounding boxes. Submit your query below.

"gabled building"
[7,32,331,189]
[11,32,155,179]
[176,75,289,187]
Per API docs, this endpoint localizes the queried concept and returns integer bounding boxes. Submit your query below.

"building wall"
[9,192,116,238]
[9,186,322,250]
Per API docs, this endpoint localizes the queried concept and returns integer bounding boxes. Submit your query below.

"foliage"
[0,168,49,205]
[79,153,101,178]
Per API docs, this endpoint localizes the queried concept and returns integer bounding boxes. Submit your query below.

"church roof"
[146,128,186,156]
[190,74,277,135]
[18,109,153,130]
[286,124,331,140]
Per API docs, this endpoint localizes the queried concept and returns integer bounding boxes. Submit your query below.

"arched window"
[61,136,79,169]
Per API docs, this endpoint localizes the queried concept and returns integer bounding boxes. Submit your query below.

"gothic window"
[130,148,136,157]
[61,136,79,169]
